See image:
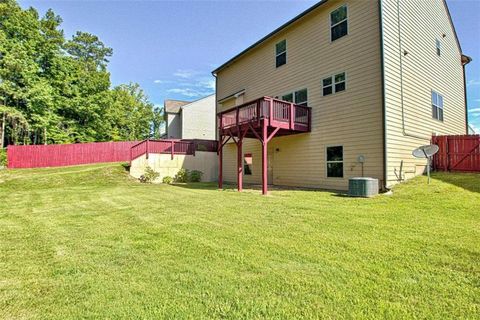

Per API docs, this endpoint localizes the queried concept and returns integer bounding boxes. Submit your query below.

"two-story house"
[164,94,216,140]
[214,0,471,194]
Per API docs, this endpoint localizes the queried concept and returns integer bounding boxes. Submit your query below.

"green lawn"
[0,164,479,319]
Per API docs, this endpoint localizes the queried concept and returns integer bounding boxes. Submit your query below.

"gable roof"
[180,94,215,110]
[212,0,329,75]
[164,99,190,114]
[212,0,469,75]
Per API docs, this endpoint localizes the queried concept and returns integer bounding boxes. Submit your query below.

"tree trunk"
[0,112,5,149]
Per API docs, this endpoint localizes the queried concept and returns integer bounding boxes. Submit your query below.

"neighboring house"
[164,95,216,140]
[164,99,190,139]
[214,0,471,194]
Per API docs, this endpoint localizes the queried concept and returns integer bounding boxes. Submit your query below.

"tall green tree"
[0,0,161,146]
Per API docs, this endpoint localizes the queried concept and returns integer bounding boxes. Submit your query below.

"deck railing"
[219,96,311,131]
[130,139,218,161]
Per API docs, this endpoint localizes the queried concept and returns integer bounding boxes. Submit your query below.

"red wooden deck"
[217,96,311,195]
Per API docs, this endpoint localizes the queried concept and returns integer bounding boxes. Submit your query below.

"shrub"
[174,168,189,183]
[139,166,159,183]
[162,176,173,184]
[189,170,203,182]
[0,149,6,168]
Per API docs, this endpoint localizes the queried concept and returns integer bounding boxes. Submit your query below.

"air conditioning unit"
[348,177,379,197]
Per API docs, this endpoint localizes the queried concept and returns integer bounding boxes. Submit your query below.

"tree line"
[0,0,163,148]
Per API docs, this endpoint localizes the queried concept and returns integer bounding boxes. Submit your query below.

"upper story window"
[326,146,344,178]
[275,40,287,68]
[330,5,348,41]
[432,91,444,121]
[281,88,308,107]
[322,72,346,96]
[435,39,441,56]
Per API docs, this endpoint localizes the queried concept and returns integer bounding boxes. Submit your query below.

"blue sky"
[19,0,480,131]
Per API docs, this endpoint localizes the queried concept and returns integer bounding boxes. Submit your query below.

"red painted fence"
[7,139,218,169]
[130,139,217,160]
[432,135,480,172]
[7,141,140,169]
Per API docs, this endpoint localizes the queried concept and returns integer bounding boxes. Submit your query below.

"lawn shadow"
[432,172,480,193]
[170,182,350,197]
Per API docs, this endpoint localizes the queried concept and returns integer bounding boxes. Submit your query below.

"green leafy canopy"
[0,0,162,147]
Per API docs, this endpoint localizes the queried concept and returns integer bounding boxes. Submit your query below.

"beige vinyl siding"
[381,0,466,186]
[217,0,384,190]
[181,95,216,140]
[166,113,181,139]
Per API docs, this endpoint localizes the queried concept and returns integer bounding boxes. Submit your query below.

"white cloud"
[173,69,199,79]
[167,88,211,98]
[153,79,173,85]
[197,78,215,90]
[469,107,480,113]
[467,79,480,87]
[469,123,479,134]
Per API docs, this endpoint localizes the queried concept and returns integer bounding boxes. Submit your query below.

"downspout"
[379,0,387,190]
[396,0,430,141]
[212,72,218,141]
[461,55,472,134]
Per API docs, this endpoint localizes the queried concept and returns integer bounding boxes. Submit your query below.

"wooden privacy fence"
[7,141,140,169]
[7,139,218,169]
[432,135,480,172]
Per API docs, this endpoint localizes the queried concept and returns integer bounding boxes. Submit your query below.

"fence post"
[171,140,174,160]
[146,139,149,159]
[289,103,294,130]
[445,136,450,171]
[269,98,273,126]
[193,140,196,157]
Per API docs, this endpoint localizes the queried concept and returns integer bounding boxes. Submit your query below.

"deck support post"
[218,135,223,189]
[237,134,243,192]
[261,119,268,195]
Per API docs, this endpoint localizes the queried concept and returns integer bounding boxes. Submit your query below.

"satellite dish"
[412,144,439,184]
[412,145,439,159]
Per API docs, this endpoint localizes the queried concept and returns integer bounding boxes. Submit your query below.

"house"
[164,95,216,139]
[213,0,471,194]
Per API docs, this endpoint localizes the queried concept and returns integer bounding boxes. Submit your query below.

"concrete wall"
[181,95,216,140]
[130,151,218,183]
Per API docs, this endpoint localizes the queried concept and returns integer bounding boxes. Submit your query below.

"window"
[330,5,348,41]
[276,40,287,68]
[295,89,308,106]
[436,39,441,56]
[244,153,252,175]
[323,72,346,96]
[432,91,444,121]
[326,146,343,178]
[281,93,293,102]
[281,89,308,106]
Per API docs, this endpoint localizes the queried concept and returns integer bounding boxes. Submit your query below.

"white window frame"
[322,72,347,96]
[275,39,287,68]
[280,88,308,107]
[435,39,441,56]
[431,90,444,122]
[325,145,344,179]
[330,4,349,42]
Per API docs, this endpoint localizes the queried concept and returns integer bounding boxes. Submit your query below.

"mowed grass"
[0,164,479,319]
